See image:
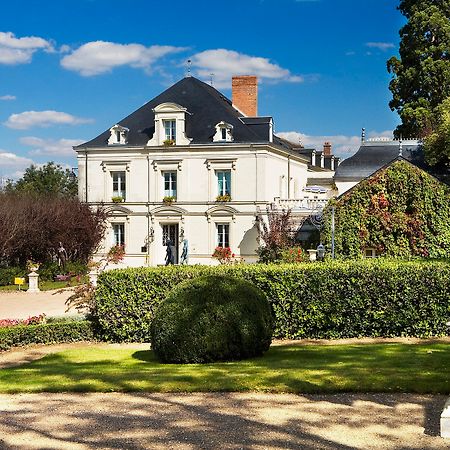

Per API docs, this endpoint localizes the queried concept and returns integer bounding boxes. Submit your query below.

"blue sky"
[0,0,403,179]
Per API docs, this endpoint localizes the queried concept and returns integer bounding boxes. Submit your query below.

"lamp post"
[331,206,335,260]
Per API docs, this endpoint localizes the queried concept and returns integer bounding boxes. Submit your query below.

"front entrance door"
[162,224,179,264]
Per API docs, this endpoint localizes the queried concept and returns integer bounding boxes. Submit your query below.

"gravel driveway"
[0,288,79,320]
[0,392,447,449]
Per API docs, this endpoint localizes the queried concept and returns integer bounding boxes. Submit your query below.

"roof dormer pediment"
[152,102,188,114]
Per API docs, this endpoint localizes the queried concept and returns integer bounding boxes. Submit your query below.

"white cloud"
[366,42,395,51]
[20,136,84,157]
[61,41,186,76]
[4,110,93,130]
[0,151,33,167]
[0,31,54,65]
[0,150,34,181]
[278,130,393,159]
[0,95,15,100]
[189,49,303,88]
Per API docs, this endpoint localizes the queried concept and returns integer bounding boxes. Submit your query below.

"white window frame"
[112,171,126,200]
[216,223,230,248]
[112,223,125,247]
[163,119,176,141]
[216,170,231,196]
[206,159,236,202]
[364,248,377,258]
[163,171,177,198]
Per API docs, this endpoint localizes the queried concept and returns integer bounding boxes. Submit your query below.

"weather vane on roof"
[210,73,214,86]
[186,59,192,77]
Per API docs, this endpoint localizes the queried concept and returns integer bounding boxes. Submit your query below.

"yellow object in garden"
[14,277,25,290]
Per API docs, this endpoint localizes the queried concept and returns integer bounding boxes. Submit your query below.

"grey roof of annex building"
[76,76,300,154]
[334,139,424,181]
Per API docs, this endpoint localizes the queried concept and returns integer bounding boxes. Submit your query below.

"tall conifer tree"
[388,0,450,138]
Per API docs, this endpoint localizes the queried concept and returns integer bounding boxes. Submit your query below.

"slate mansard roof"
[77,76,285,149]
[334,139,423,181]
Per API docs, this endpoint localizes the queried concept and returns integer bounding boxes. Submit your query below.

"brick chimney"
[232,76,258,117]
[323,141,332,156]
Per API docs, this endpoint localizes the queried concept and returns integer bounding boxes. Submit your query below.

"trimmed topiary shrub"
[150,275,274,363]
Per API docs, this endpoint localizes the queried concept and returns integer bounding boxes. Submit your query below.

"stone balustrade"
[274,197,328,212]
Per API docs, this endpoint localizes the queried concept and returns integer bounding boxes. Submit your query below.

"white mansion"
[76,76,337,266]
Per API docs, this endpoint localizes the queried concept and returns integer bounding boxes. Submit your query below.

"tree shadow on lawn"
[0,344,448,396]
[131,344,450,395]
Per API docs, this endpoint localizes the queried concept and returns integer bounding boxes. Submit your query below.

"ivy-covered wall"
[323,160,450,258]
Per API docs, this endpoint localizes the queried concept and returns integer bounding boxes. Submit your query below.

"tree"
[387,0,450,138]
[424,96,450,166]
[5,162,78,197]
[0,193,108,266]
[256,205,295,263]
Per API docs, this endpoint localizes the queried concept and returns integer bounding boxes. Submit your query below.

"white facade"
[77,142,316,266]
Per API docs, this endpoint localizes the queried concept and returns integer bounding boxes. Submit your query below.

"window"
[364,248,376,258]
[112,171,126,199]
[113,223,125,247]
[163,120,176,141]
[163,171,177,198]
[213,121,233,142]
[217,170,231,196]
[108,124,129,145]
[217,224,229,248]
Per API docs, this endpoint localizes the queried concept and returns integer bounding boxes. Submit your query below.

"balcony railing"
[274,197,328,212]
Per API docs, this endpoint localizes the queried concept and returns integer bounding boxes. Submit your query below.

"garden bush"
[94,259,450,342]
[150,275,273,363]
[0,267,25,286]
[0,320,95,351]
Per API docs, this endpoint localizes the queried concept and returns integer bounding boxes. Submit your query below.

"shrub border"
[0,320,95,352]
[94,259,450,342]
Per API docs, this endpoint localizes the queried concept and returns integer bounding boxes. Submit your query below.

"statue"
[57,242,68,271]
[180,239,189,265]
[165,239,175,265]
[317,242,325,262]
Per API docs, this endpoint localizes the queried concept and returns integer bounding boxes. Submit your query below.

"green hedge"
[0,320,95,351]
[94,259,450,342]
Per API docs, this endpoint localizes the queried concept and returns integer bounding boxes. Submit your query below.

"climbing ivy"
[322,160,450,258]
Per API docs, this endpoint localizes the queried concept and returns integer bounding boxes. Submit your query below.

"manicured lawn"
[0,343,448,394]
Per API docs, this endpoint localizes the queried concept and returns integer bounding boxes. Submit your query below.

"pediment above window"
[108,124,129,146]
[153,102,188,114]
[150,205,188,216]
[105,205,132,216]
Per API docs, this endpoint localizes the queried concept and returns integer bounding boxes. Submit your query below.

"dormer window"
[147,103,192,147]
[213,121,233,143]
[108,124,129,146]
